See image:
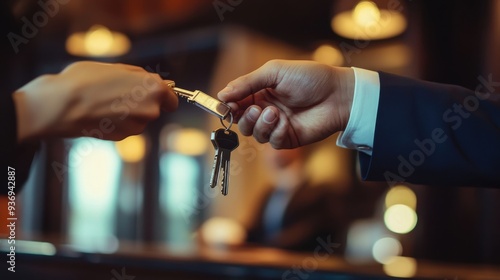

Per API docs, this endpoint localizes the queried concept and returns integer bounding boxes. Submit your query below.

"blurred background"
[1,0,500,279]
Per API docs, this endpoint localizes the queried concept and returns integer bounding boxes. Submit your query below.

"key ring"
[220,112,233,131]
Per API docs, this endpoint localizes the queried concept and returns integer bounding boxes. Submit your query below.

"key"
[212,128,239,195]
[209,131,221,189]
[165,82,231,120]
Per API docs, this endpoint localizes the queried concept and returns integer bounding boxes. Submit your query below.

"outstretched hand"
[217,60,354,149]
[14,61,178,142]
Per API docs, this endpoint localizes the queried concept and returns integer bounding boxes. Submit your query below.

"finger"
[139,75,178,112]
[252,106,279,143]
[160,81,179,112]
[229,87,275,123]
[100,118,147,141]
[268,115,294,149]
[237,105,262,136]
[226,102,243,122]
[217,60,281,103]
[115,63,145,72]
[226,95,254,122]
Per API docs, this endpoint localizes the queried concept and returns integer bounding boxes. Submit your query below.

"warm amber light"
[200,217,247,246]
[84,25,114,56]
[384,204,417,234]
[115,135,146,163]
[331,1,407,40]
[353,1,381,27]
[385,185,417,210]
[167,128,208,156]
[383,256,417,278]
[66,25,131,57]
[312,44,344,66]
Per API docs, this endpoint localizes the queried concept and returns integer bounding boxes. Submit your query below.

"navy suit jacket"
[359,72,500,187]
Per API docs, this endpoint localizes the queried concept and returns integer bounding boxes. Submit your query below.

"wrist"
[13,91,37,143]
[333,67,355,131]
[13,75,57,143]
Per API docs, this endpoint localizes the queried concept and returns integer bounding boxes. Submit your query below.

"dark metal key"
[209,131,222,189]
[212,128,239,196]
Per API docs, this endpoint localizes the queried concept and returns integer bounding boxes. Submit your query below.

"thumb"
[217,60,283,103]
[160,80,179,112]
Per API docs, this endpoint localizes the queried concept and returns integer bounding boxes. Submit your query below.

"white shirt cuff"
[336,67,380,156]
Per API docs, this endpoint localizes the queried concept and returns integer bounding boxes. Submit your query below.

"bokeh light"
[115,134,147,163]
[167,128,208,156]
[385,185,417,210]
[372,237,402,264]
[383,256,417,278]
[384,204,418,234]
[352,1,381,27]
[312,44,344,66]
[66,25,131,57]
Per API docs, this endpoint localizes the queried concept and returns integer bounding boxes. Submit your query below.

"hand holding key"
[217,60,355,149]
[14,61,178,142]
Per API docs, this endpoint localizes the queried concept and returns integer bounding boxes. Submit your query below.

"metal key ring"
[220,112,233,131]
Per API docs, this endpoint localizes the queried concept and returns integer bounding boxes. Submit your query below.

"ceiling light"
[66,25,131,57]
[331,1,407,40]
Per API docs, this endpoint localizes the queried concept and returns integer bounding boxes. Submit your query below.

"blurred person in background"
[244,145,350,252]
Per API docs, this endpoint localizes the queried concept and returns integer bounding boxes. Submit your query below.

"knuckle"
[37,74,56,83]
[265,59,283,68]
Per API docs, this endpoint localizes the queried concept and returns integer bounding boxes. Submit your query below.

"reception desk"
[1,239,500,280]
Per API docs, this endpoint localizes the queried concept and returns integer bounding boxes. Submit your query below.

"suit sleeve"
[359,72,500,187]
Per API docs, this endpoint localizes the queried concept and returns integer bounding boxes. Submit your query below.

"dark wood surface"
[1,239,500,280]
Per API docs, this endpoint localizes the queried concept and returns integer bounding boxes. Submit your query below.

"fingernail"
[248,107,260,122]
[263,109,277,124]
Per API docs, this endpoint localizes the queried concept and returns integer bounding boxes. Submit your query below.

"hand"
[13,61,178,142]
[217,60,355,149]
